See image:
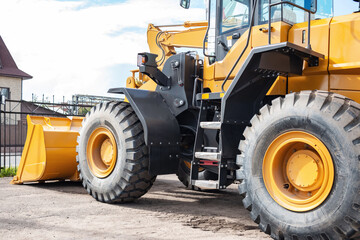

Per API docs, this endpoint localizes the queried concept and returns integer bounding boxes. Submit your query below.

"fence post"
[0,96,121,170]
[0,95,3,169]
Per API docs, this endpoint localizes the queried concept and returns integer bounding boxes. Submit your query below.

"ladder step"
[191,180,219,190]
[203,146,218,152]
[200,121,221,130]
[199,160,219,166]
[195,152,221,161]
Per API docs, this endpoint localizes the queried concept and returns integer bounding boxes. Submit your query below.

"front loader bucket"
[11,115,83,184]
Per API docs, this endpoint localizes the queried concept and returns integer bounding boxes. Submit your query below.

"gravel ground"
[0,175,271,240]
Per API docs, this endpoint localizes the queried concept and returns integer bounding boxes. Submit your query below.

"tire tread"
[76,102,155,203]
[237,91,360,239]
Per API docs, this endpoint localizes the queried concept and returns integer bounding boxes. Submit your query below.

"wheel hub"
[87,127,117,178]
[263,131,334,212]
[286,150,321,191]
[100,139,114,165]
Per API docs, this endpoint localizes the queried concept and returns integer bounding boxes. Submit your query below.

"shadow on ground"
[21,176,257,235]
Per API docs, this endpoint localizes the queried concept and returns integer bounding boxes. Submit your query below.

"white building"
[0,36,32,102]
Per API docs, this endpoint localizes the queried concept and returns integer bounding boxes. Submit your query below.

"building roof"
[21,101,65,117]
[0,36,32,80]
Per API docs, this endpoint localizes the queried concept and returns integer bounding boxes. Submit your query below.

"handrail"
[268,0,317,49]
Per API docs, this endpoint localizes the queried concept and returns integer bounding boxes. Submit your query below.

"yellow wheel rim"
[263,131,334,212]
[87,127,117,178]
[184,161,192,169]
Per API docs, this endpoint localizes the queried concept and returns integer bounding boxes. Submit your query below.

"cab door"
[252,0,291,48]
[216,0,252,61]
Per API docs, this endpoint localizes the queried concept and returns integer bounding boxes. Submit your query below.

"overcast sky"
[0,0,357,102]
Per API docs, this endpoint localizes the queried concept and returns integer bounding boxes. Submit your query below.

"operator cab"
[215,0,333,60]
[181,0,333,61]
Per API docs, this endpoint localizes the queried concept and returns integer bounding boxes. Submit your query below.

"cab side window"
[259,0,333,25]
[259,0,281,25]
[221,0,250,33]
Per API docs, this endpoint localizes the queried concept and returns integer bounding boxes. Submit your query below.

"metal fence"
[0,99,96,170]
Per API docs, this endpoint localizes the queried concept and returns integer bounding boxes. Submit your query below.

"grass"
[0,167,17,177]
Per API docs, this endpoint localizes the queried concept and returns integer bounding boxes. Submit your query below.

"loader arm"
[147,21,208,65]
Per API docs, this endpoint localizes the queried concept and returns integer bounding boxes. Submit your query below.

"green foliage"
[78,107,91,116]
[0,167,17,177]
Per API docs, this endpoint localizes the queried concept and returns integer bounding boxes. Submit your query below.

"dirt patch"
[0,175,271,240]
[185,216,259,233]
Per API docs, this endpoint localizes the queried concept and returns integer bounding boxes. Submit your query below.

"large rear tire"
[237,91,360,239]
[77,102,155,203]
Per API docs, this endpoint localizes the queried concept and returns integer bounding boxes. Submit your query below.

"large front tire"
[77,102,155,203]
[237,91,360,239]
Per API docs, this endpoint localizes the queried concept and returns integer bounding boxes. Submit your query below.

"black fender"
[221,42,324,158]
[108,87,181,175]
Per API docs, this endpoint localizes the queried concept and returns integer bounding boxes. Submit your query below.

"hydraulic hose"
[155,31,166,66]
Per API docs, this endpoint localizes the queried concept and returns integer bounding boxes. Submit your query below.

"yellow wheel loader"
[12,0,360,239]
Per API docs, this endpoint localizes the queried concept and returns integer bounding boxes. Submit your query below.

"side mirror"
[180,0,190,9]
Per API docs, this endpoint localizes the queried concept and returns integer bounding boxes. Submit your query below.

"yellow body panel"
[329,13,360,98]
[332,90,360,103]
[252,22,291,48]
[11,115,82,184]
[287,18,331,93]
[267,76,287,95]
[285,14,360,101]
[139,78,158,91]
